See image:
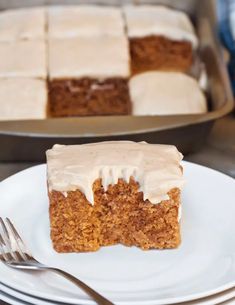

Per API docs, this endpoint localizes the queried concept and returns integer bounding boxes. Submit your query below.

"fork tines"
[0,217,31,263]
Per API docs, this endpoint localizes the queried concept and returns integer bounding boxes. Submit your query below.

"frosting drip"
[46,141,185,205]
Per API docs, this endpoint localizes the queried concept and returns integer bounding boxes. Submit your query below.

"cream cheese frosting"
[0,78,47,120]
[129,71,207,116]
[123,5,198,48]
[0,40,47,78]
[46,141,185,205]
[48,5,124,38]
[0,7,46,42]
[48,36,130,79]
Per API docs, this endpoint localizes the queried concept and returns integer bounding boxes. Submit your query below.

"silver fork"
[0,217,114,305]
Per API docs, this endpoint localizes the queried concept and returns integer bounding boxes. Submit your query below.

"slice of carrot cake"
[123,5,198,74]
[47,141,185,253]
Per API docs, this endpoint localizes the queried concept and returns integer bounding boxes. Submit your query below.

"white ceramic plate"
[2,282,235,305]
[0,162,235,305]
[0,291,31,305]
[0,283,62,305]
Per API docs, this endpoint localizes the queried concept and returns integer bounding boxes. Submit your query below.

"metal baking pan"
[0,0,233,161]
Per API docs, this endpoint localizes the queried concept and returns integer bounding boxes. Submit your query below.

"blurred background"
[0,0,234,180]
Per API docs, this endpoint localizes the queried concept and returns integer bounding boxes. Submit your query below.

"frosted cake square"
[48,5,124,38]
[47,141,184,253]
[129,71,207,115]
[0,40,47,78]
[0,78,47,120]
[123,5,198,74]
[0,7,46,42]
[48,36,131,117]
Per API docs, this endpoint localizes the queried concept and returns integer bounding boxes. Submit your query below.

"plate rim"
[2,281,235,305]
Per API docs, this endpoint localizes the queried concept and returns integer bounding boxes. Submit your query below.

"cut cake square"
[129,71,207,115]
[0,78,47,120]
[48,5,124,38]
[123,5,198,74]
[0,40,47,78]
[47,141,184,253]
[0,7,46,42]
[48,36,131,117]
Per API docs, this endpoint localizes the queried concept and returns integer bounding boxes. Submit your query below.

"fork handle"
[51,268,115,305]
